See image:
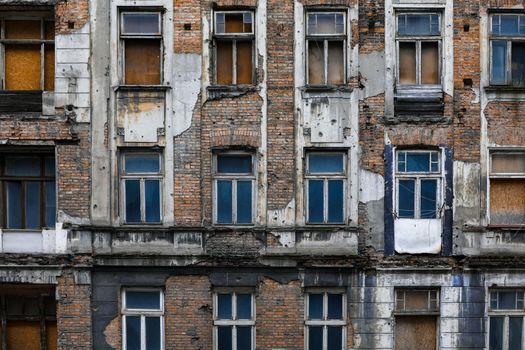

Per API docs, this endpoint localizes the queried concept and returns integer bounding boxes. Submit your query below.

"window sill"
[114,85,171,92]
[302,85,352,93]
[484,85,525,93]
[488,224,525,230]
[207,85,258,99]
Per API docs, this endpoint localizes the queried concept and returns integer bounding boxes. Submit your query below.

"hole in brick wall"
[368,20,375,30]
[463,24,470,32]
[68,21,75,29]
[463,78,473,88]
[184,23,192,30]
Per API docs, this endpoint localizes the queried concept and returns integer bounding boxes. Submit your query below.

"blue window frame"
[490,14,525,86]
[305,153,346,224]
[214,291,255,350]
[214,153,254,225]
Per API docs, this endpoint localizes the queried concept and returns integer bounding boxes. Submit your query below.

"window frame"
[305,152,347,225]
[121,288,164,350]
[212,151,256,225]
[305,10,348,86]
[120,151,163,225]
[304,290,347,350]
[394,149,443,220]
[213,290,256,350]
[212,10,256,86]
[488,289,525,350]
[395,12,443,87]
[489,14,525,86]
[119,10,163,86]
[394,289,440,315]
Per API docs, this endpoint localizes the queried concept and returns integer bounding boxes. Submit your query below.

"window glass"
[328,180,344,223]
[217,155,252,174]
[420,179,437,219]
[406,153,431,172]
[308,41,324,85]
[307,13,345,35]
[217,181,233,224]
[237,294,252,320]
[398,179,415,218]
[125,154,160,173]
[126,291,161,310]
[512,42,525,86]
[308,180,324,224]
[6,182,22,229]
[236,181,252,224]
[5,156,40,176]
[237,326,252,350]
[126,316,141,350]
[308,154,344,173]
[25,182,41,229]
[327,294,343,320]
[421,42,439,84]
[218,294,232,320]
[122,13,160,35]
[309,294,323,320]
[145,317,161,350]
[45,157,55,177]
[45,181,56,227]
[492,41,508,85]
[327,326,343,350]
[328,41,344,85]
[125,180,141,223]
[216,12,253,34]
[492,15,525,36]
[398,14,440,36]
[308,326,323,350]
[399,42,417,84]
[490,316,504,350]
[218,326,233,350]
[509,317,523,350]
[145,180,161,223]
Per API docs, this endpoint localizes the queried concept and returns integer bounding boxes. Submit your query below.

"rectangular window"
[489,290,525,350]
[214,292,255,350]
[395,150,441,219]
[0,153,56,229]
[490,14,525,86]
[489,151,525,225]
[395,289,439,350]
[213,153,255,225]
[122,289,164,350]
[120,11,162,85]
[214,11,254,85]
[305,292,346,350]
[306,12,346,85]
[120,152,162,224]
[306,153,346,224]
[396,13,441,86]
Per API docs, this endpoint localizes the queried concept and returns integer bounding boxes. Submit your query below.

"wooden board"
[236,41,252,84]
[6,320,40,350]
[124,39,161,85]
[490,179,525,224]
[216,41,233,85]
[395,316,437,350]
[46,321,58,350]
[5,44,41,90]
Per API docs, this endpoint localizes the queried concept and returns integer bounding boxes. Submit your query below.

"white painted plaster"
[394,219,442,254]
[359,51,386,99]
[3,231,43,253]
[453,161,481,225]
[267,199,295,227]
[122,100,164,142]
[360,169,384,203]
[257,0,268,227]
[55,223,68,254]
[173,54,202,136]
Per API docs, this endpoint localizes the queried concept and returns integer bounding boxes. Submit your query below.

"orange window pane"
[124,39,161,85]
[421,42,439,84]
[7,320,41,350]
[490,179,525,225]
[328,41,344,85]
[46,321,58,350]
[216,41,233,85]
[5,20,41,39]
[45,44,55,91]
[308,40,324,84]
[225,13,244,33]
[236,41,253,84]
[399,42,416,84]
[5,44,41,90]
[44,20,55,40]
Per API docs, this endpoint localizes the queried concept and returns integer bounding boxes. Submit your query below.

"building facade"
[0,0,524,349]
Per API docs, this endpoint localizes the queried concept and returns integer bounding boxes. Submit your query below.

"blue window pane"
[512,42,525,86]
[125,180,141,223]
[217,155,252,174]
[328,180,344,223]
[6,182,22,229]
[510,317,523,350]
[309,294,323,319]
[122,13,160,35]
[44,157,55,176]
[501,15,520,35]
[217,326,232,350]
[125,154,160,173]
[490,317,504,350]
[126,291,161,310]
[308,326,323,350]
[328,294,343,320]
[308,180,324,223]
[309,154,344,173]
[45,181,56,227]
[328,326,343,350]
[237,294,252,319]
[125,316,141,350]
[217,181,233,224]
[497,291,519,310]
[420,179,438,219]
[237,181,252,224]
[399,14,439,36]
[25,182,41,229]
[406,153,430,172]
[237,326,252,350]
[398,179,415,218]
[397,152,406,172]
[146,317,161,350]
[218,294,232,319]
[145,180,160,223]
[5,156,40,176]
[492,41,507,85]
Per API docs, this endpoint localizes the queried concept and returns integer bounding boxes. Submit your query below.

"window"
[214,292,255,350]
[489,151,525,225]
[306,12,346,85]
[213,153,255,225]
[120,11,162,85]
[305,153,346,224]
[0,154,56,229]
[396,13,441,86]
[0,16,55,91]
[120,152,162,224]
[122,289,164,350]
[489,290,525,350]
[490,14,525,86]
[394,289,439,350]
[213,11,254,85]
[305,292,346,350]
[395,150,441,219]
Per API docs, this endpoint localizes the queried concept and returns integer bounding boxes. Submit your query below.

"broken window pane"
[25,182,41,229]
[398,14,440,36]
[236,41,253,84]
[308,41,324,84]
[125,180,141,223]
[216,41,233,85]
[512,42,525,86]
[218,326,232,350]
[328,326,343,350]
[490,179,525,225]
[122,13,160,35]
[237,326,252,350]
[492,41,508,85]
[126,291,161,310]
[217,180,233,224]
[145,180,160,223]
[145,317,161,350]
[308,326,323,350]
[125,316,141,350]
[309,154,344,173]
[124,39,161,85]
[490,317,504,350]
[327,294,343,319]
[420,179,437,219]
[492,153,525,174]
[328,41,344,85]
[237,294,252,319]
[421,42,439,84]
[217,155,252,174]
[5,44,41,90]
[328,180,344,223]
[399,42,417,84]
[308,180,324,223]
[309,294,323,319]
[236,181,252,224]
[398,179,415,218]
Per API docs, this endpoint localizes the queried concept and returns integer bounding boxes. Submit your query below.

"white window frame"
[395,289,440,313]
[305,10,347,86]
[213,152,256,225]
[120,151,163,224]
[213,291,256,350]
[489,14,525,86]
[119,10,163,85]
[122,288,165,350]
[395,12,443,87]
[304,291,347,350]
[212,10,255,85]
[488,289,525,350]
[394,149,443,219]
[305,152,347,225]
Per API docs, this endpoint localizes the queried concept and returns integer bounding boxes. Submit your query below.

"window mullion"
[417,41,421,85]
[507,40,512,84]
[141,315,146,350]
[504,315,510,350]
[323,179,328,223]
[140,178,145,223]
[415,178,421,219]
[40,19,45,90]
[232,179,237,224]
[323,325,328,350]
[233,325,238,350]
[324,40,328,84]
[233,40,237,85]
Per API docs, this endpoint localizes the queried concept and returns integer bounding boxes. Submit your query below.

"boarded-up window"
[306,12,346,85]
[214,12,254,85]
[121,12,162,85]
[490,152,525,225]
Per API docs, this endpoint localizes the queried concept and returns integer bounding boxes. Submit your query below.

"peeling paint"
[173,53,202,136]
